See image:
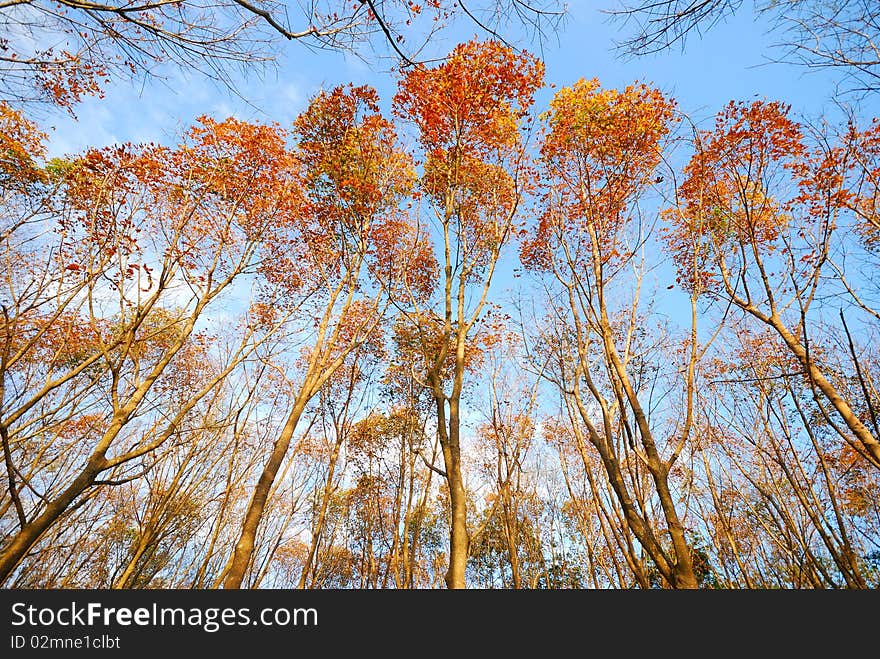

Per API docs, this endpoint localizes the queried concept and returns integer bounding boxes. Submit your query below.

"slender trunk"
[439,394,468,589]
[194,437,242,588]
[0,453,106,583]
[601,322,699,589]
[700,451,754,588]
[298,437,344,589]
[387,431,407,589]
[446,462,468,589]
[504,498,522,589]
[222,397,307,589]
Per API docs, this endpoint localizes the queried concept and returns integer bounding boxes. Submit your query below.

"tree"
[392,39,544,588]
[294,337,382,588]
[690,329,879,588]
[221,83,433,588]
[522,78,702,588]
[8,26,880,591]
[663,99,880,471]
[469,331,543,588]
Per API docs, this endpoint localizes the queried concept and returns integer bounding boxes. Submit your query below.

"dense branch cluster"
[0,0,565,108]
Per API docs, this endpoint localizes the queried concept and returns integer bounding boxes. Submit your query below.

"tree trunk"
[438,393,469,589]
[445,460,469,589]
[222,397,307,589]
[0,455,106,584]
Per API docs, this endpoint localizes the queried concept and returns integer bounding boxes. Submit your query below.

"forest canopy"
[1,2,879,590]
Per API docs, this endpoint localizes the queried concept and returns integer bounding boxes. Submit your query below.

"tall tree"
[522,79,702,587]
[393,39,544,588]
[221,84,432,588]
[663,100,880,470]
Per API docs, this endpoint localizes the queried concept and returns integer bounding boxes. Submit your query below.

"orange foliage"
[60,145,150,261]
[0,103,47,189]
[522,79,676,272]
[178,116,299,238]
[390,311,502,388]
[663,100,804,292]
[347,408,420,464]
[5,311,109,372]
[834,120,880,249]
[367,214,437,303]
[822,444,880,517]
[263,84,428,301]
[54,413,107,442]
[395,40,543,280]
[295,85,412,227]
[34,52,108,110]
[57,116,300,282]
[423,154,518,272]
[393,39,543,158]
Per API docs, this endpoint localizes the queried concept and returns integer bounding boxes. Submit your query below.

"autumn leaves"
[3,37,880,588]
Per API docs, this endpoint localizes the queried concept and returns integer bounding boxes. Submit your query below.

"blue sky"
[43,4,877,159]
